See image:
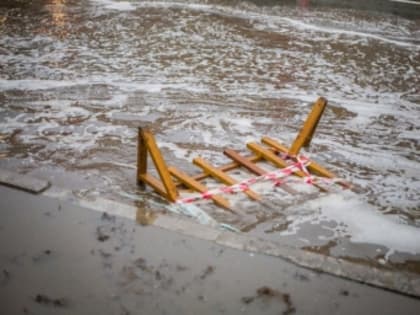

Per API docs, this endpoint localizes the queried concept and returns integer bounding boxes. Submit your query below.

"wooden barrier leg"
[137,127,148,189]
[289,97,327,156]
[138,127,179,202]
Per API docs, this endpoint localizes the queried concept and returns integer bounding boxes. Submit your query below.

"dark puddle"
[96,211,131,245]
[242,286,296,315]
[339,289,350,296]
[199,265,215,280]
[119,257,177,292]
[96,226,111,242]
[34,294,68,308]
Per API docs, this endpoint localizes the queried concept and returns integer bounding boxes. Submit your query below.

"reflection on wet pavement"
[1,185,419,314]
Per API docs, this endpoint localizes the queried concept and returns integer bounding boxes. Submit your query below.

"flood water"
[0,0,420,268]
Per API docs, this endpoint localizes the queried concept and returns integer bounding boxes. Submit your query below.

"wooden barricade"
[136,97,348,211]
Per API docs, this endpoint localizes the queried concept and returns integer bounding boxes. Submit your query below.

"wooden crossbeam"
[168,166,233,212]
[247,142,300,174]
[247,142,327,192]
[262,137,336,178]
[192,154,263,182]
[262,137,351,189]
[191,146,284,183]
[224,149,266,175]
[193,157,260,201]
[224,149,299,195]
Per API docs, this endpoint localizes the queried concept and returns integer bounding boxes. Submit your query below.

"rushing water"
[0,0,420,265]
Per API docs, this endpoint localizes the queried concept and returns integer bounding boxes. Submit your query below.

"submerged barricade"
[136,97,350,212]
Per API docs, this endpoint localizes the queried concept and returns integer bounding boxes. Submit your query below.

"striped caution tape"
[177,156,313,204]
[278,153,348,187]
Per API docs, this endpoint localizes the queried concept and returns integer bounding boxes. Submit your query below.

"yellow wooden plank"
[262,136,336,178]
[247,142,327,192]
[140,128,178,202]
[262,137,351,189]
[289,97,327,155]
[224,148,299,195]
[168,166,233,212]
[261,136,290,153]
[137,127,148,189]
[193,157,260,201]
[224,149,267,176]
[247,142,295,171]
[192,154,263,182]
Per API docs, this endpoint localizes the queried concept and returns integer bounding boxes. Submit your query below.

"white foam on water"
[91,0,136,11]
[390,0,420,5]
[92,0,420,49]
[0,79,81,91]
[282,192,420,259]
[272,86,420,127]
[279,17,420,49]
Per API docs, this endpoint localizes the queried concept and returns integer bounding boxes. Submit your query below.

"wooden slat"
[224,149,298,195]
[224,149,266,175]
[140,128,178,202]
[139,174,168,198]
[168,166,233,212]
[262,137,351,189]
[247,142,327,192]
[191,154,263,182]
[190,149,282,183]
[193,157,260,201]
[262,137,336,178]
[289,97,327,155]
[137,127,148,189]
[261,137,290,154]
[247,142,298,173]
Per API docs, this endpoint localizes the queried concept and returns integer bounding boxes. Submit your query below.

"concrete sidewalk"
[0,185,419,315]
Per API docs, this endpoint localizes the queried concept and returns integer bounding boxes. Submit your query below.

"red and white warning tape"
[177,156,314,205]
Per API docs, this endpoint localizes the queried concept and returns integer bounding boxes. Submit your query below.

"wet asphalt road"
[1,185,420,314]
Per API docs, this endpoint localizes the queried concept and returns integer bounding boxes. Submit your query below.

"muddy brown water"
[0,0,419,272]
